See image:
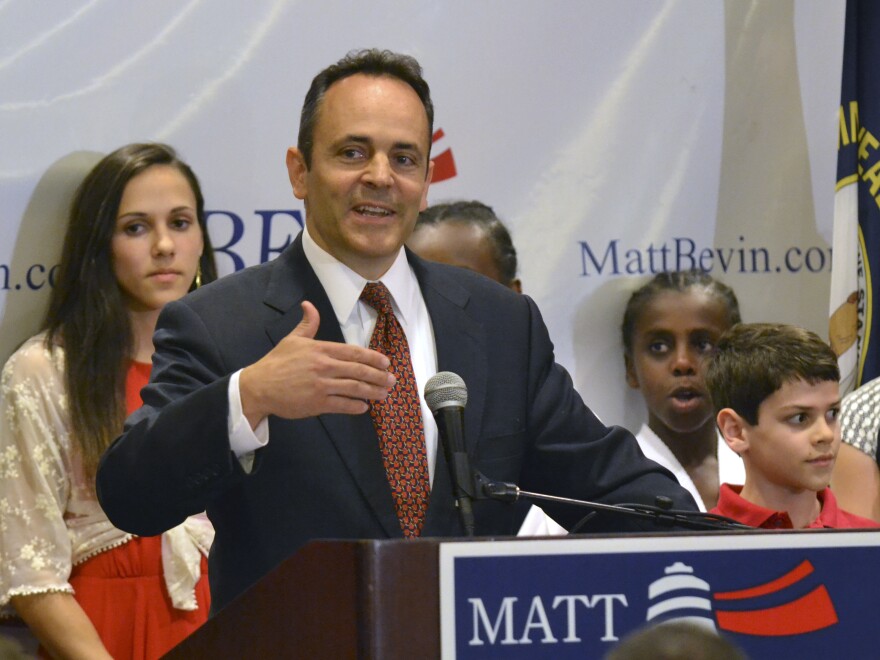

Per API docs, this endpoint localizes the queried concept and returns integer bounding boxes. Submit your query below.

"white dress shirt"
[634,423,745,512]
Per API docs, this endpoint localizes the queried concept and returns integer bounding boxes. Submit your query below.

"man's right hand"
[239,301,394,429]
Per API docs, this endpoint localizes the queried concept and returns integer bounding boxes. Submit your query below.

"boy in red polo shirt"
[705,323,879,529]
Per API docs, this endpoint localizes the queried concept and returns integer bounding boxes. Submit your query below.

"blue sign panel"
[439,532,880,658]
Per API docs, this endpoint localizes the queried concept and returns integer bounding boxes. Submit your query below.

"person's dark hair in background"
[408,200,522,292]
[605,622,747,660]
[43,142,217,477]
[297,48,434,170]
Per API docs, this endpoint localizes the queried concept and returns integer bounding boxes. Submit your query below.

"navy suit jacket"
[97,233,696,612]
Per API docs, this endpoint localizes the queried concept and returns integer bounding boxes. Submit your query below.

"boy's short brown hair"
[706,322,839,425]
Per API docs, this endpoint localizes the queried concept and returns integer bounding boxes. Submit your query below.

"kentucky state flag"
[829,0,880,393]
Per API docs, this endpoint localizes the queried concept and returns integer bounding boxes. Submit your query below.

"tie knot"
[360,281,394,316]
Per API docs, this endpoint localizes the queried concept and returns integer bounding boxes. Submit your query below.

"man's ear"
[286,147,308,200]
[716,408,748,455]
[624,354,640,389]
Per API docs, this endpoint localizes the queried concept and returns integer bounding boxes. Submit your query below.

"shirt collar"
[716,484,794,529]
[812,488,839,527]
[717,485,858,529]
[302,224,420,325]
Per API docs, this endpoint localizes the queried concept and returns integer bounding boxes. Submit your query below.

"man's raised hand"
[239,301,394,428]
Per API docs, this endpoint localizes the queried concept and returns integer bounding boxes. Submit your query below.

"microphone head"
[425,371,468,412]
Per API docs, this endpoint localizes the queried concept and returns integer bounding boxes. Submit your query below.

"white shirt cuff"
[228,369,269,464]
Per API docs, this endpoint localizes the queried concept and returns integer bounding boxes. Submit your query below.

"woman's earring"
[195,263,202,289]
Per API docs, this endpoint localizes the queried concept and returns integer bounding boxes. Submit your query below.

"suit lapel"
[263,236,402,538]
[412,254,488,535]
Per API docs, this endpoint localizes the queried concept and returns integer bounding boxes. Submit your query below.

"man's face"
[287,74,433,279]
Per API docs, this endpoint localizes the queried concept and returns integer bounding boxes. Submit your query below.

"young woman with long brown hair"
[0,143,217,659]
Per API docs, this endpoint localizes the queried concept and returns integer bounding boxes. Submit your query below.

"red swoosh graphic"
[431,128,457,183]
[714,560,814,600]
[715,585,838,636]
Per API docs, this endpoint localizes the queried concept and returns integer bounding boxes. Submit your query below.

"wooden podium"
[164,539,443,659]
[166,530,880,658]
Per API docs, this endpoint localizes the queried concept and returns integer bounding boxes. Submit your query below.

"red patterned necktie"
[360,281,430,537]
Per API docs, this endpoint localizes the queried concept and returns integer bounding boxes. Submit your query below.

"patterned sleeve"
[0,339,74,615]
[840,377,880,461]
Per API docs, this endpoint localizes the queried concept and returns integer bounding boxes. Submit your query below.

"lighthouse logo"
[646,559,838,636]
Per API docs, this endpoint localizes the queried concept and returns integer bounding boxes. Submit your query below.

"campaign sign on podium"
[439,531,880,658]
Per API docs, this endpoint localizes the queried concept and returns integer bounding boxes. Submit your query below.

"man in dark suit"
[97,49,697,613]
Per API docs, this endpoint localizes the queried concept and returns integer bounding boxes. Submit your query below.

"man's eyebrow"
[327,134,371,151]
[336,134,424,153]
[391,140,422,152]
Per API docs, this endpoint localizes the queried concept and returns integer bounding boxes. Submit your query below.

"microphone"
[425,371,475,536]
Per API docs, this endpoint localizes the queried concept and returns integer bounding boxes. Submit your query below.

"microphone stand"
[474,473,753,532]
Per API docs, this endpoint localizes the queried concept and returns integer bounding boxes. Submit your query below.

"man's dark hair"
[705,322,840,425]
[414,200,518,285]
[298,48,434,169]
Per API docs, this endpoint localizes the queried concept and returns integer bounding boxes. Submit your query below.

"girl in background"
[622,270,744,511]
[0,143,217,659]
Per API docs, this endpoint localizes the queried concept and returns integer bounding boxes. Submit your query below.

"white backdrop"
[0,0,845,434]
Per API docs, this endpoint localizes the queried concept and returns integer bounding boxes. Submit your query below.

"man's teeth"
[357,205,391,216]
